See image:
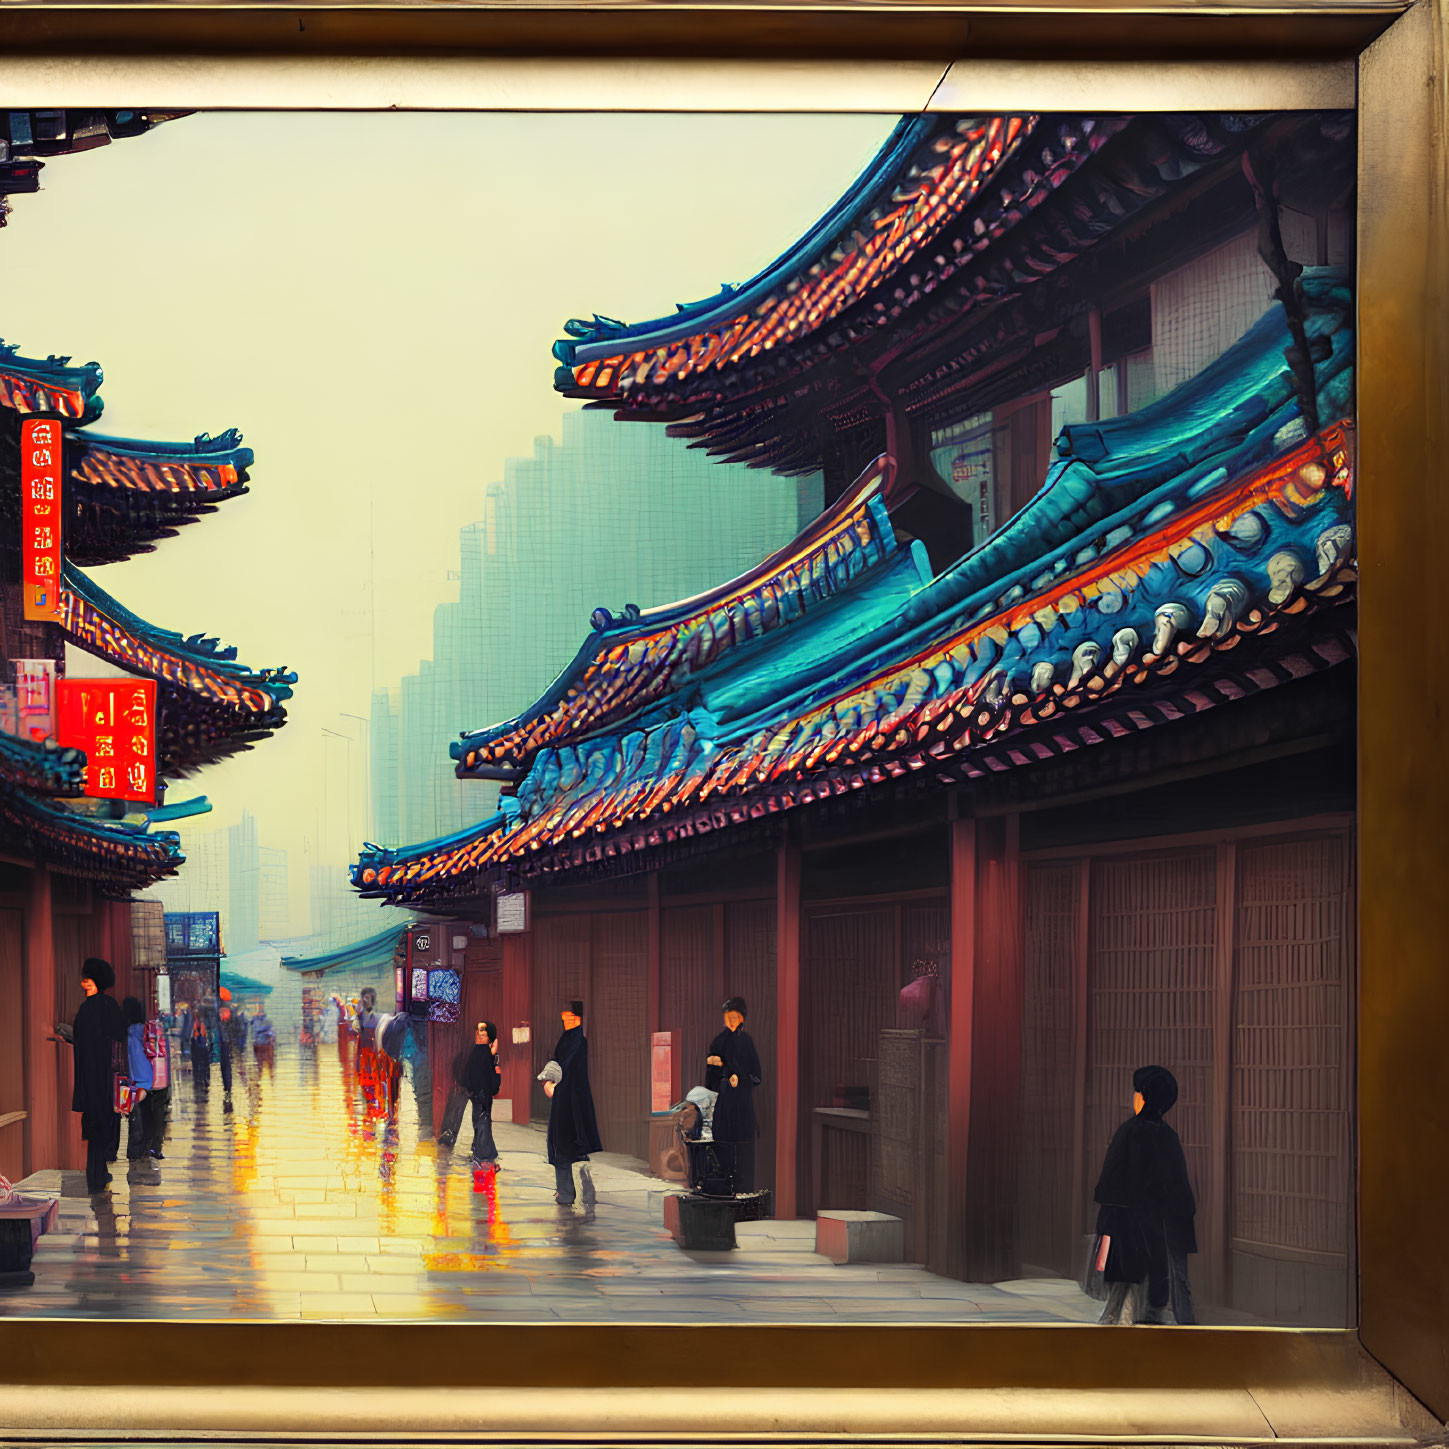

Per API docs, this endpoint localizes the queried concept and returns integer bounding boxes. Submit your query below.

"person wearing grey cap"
[542,1000,601,1206]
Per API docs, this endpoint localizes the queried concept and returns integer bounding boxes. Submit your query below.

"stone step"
[815,1209,905,1264]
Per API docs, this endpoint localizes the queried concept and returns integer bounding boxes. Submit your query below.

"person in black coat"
[1092,1064,1198,1325]
[71,958,127,1195]
[465,1020,502,1177]
[544,1000,602,1206]
[705,996,763,1194]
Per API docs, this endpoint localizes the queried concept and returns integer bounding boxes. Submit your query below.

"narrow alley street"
[7,1041,1102,1324]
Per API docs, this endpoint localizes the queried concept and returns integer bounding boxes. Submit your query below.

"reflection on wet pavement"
[6,1042,1101,1322]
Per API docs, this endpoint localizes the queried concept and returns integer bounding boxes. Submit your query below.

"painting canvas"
[0,105,1357,1329]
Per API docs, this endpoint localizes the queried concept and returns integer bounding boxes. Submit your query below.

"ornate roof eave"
[451,453,923,777]
[0,422,255,565]
[354,446,1357,908]
[353,267,1357,907]
[0,731,87,797]
[60,564,295,779]
[555,111,1350,475]
[554,113,1131,410]
[0,343,103,421]
[0,781,184,894]
[68,427,254,498]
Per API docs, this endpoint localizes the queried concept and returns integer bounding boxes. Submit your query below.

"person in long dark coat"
[464,1020,502,1180]
[1092,1064,1198,1325]
[71,958,127,1195]
[544,1000,602,1206]
[705,996,763,1194]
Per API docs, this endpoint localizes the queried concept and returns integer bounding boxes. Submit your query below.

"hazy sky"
[0,110,895,891]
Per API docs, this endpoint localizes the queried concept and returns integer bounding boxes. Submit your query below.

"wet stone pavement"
[7,1040,1102,1323]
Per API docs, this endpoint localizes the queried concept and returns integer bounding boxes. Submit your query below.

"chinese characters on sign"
[13,659,56,742]
[20,417,63,622]
[496,892,529,933]
[58,678,158,803]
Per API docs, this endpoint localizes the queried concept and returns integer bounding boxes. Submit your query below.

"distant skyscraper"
[372,408,822,848]
[226,811,261,954]
[258,845,290,941]
[153,823,230,929]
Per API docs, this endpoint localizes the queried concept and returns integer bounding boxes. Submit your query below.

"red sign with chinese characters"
[58,679,158,804]
[20,417,63,622]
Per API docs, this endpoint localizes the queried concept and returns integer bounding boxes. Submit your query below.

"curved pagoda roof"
[356,271,1357,906]
[0,781,184,894]
[0,336,294,780]
[553,111,1348,476]
[454,459,929,779]
[0,345,254,562]
[60,564,295,779]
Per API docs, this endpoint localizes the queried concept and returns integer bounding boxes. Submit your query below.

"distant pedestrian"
[376,1011,408,1122]
[70,959,126,1195]
[224,999,249,1059]
[252,1006,276,1068]
[1092,1064,1198,1325]
[465,1021,502,1185]
[142,1004,171,1160]
[189,1010,213,1096]
[122,998,161,1184]
[214,993,235,1110]
[705,996,762,1194]
[356,988,381,1115]
[543,1000,601,1207]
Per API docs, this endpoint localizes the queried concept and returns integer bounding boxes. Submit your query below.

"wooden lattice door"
[723,900,777,1192]
[1019,861,1081,1276]
[800,906,896,1214]
[1084,848,1221,1296]
[660,905,715,1105]
[589,911,648,1161]
[530,914,589,1121]
[1230,830,1354,1324]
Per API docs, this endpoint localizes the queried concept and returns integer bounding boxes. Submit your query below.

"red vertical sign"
[21,417,63,621]
[651,1030,678,1112]
[58,678,158,804]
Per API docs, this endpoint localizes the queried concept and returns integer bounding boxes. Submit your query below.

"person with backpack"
[251,1006,277,1069]
[143,1004,171,1160]
[122,998,160,1184]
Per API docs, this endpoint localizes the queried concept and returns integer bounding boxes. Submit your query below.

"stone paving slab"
[4,1040,1113,1324]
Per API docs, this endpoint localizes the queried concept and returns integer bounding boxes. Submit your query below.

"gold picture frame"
[0,2,1443,1439]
